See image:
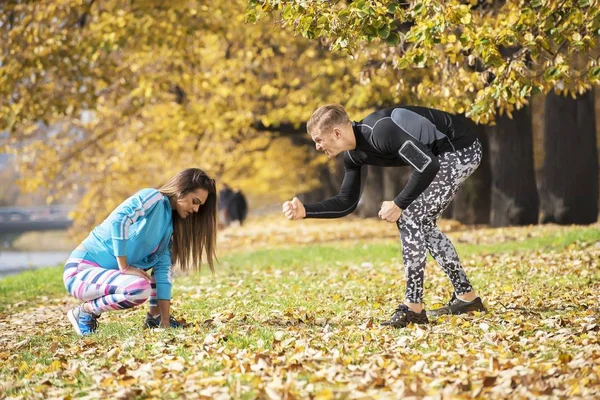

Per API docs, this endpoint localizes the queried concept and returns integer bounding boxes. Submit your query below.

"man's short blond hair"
[307,104,350,136]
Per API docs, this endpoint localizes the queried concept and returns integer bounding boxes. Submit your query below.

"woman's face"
[175,188,209,219]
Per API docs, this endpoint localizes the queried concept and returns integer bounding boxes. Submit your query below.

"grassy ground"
[0,221,599,399]
[9,230,76,252]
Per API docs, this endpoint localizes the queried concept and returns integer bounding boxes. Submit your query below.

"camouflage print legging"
[398,140,483,304]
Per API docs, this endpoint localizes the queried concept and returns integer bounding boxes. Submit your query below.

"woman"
[63,168,217,335]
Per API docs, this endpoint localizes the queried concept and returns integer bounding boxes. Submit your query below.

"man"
[282,104,486,328]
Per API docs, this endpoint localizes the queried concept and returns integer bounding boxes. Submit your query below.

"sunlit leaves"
[1,0,405,236]
[1,221,599,398]
[250,0,600,121]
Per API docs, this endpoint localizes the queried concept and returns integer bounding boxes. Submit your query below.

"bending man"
[282,104,486,328]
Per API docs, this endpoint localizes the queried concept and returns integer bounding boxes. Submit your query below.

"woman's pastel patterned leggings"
[63,249,155,315]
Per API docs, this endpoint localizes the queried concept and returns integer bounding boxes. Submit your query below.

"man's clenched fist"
[378,200,401,223]
[282,197,306,220]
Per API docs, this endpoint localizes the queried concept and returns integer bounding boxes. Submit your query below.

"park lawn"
[0,222,599,399]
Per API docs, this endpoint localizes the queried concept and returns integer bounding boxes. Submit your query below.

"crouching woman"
[63,168,217,335]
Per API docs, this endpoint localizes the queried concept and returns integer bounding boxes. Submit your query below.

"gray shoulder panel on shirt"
[390,108,446,145]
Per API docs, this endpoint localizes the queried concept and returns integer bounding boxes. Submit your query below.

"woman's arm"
[152,250,173,326]
[110,189,165,258]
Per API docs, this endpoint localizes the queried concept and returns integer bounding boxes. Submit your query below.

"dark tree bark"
[356,165,384,217]
[540,90,598,224]
[322,156,345,197]
[451,122,491,224]
[383,167,411,202]
[298,156,344,205]
[487,106,539,226]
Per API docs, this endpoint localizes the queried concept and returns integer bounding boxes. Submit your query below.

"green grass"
[0,266,64,312]
[1,221,599,398]
[1,224,599,313]
[458,226,600,254]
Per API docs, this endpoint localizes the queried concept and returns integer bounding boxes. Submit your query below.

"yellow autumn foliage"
[0,0,405,236]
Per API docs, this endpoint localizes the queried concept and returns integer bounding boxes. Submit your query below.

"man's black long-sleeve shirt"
[304,106,476,218]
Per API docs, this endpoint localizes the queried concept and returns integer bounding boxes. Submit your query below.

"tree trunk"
[356,165,384,217]
[540,90,598,224]
[487,106,539,226]
[383,167,411,202]
[298,156,345,205]
[451,123,491,224]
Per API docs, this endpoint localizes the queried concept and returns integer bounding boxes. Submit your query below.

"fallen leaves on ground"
[217,215,466,253]
[217,215,597,253]
[1,220,599,399]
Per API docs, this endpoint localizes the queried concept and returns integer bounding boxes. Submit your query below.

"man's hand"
[282,197,306,220]
[378,201,402,223]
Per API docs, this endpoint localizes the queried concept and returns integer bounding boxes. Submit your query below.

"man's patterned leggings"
[398,140,482,304]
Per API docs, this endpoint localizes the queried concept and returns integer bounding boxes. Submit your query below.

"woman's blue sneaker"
[67,305,99,336]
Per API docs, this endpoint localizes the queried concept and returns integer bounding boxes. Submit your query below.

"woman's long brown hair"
[159,168,217,273]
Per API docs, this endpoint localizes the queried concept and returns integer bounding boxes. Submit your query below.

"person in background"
[219,184,248,227]
[228,189,248,226]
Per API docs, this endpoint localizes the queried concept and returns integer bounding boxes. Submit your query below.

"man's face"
[311,128,342,159]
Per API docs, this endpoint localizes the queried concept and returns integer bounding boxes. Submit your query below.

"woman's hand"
[122,266,151,281]
[159,320,171,329]
[158,299,172,328]
[117,256,151,281]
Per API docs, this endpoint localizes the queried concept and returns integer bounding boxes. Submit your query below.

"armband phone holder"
[398,141,431,172]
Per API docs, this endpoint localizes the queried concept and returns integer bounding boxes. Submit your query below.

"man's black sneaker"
[427,293,486,317]
[381,304,429,328]
[144,313,186,329]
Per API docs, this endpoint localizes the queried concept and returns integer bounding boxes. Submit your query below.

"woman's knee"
[125,278,152,305]
[62,260,82,294]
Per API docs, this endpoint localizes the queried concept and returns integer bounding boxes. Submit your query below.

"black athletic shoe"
[381,304,429,328]
[427,293,486,317]
[144,313,186,329]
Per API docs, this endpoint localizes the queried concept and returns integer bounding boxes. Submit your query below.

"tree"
[382,167,410,206]
[355,165,384,217]
[0,0,406,236]
[0,157,20,207]
[540,89,598,224]
[451,123,491,224]
[250,0,600,122]
[487,107,539,226]
[251,0,599,226]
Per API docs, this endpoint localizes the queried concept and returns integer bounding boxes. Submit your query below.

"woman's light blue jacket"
[81,188,174,300]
